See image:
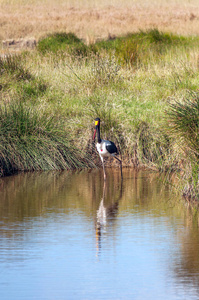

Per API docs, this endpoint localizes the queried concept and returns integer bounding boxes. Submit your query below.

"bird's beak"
[93,129,96,140]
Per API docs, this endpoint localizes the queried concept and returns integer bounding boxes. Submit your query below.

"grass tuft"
[0,55,32,81]
[0,102,95,176]
[166,92,199,199]
[167,92,199,157]
[37,32,96,57]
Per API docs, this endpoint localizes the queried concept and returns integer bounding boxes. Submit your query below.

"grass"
[37,32,94,56]
[0,102,96,177]
[94,29,190,67]
[1,28,199,201]
[166,93,199,199]
[0,54,97,175]
[167,93,199,157]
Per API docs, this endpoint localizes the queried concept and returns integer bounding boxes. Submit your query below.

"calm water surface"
[0,169,199,300]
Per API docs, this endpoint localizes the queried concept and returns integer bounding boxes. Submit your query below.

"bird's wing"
[105,140,118,154]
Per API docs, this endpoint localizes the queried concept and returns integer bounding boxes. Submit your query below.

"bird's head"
[93,118,100,140]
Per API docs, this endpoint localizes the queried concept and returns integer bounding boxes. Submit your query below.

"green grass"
[37,32,96,56]
[37,29,195,67]
[94,29,189,67]
[1,29,199,201]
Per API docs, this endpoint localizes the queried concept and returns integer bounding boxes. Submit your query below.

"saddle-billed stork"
[93,118,123,180]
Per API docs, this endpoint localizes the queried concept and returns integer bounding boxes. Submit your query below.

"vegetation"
[0,101,96,177]
[166,93,199,200]
[0,54,96,176]
[37,32,95,56]
[1,29,199,201]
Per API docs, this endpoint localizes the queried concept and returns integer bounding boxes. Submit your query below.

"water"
[0,169,199,300]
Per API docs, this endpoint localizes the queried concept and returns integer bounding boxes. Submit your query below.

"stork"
[93,118,123,180]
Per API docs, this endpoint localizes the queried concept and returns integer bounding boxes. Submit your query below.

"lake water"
[0,168,199,300]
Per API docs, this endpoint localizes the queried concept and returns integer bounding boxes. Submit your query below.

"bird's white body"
[96,140,114,158]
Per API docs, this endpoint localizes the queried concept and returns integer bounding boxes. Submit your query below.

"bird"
[93,117,123,180]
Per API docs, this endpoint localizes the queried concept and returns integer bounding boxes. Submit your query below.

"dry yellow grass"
[1,0,199,44]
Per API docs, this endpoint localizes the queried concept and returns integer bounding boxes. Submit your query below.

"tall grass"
[0,102,97,176]
[167,94,199,156]
[0,51,97,177]
[166,93,199,199]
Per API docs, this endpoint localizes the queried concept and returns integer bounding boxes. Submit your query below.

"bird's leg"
[113,156,123,180]
[102,161,106,181]
[101,157,106,181]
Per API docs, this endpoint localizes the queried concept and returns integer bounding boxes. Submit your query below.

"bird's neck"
[96,126,102,143]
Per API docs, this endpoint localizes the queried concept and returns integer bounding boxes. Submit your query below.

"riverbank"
[1,29,199,200]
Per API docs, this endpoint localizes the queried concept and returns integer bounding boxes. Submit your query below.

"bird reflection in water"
[95,180,123,256]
